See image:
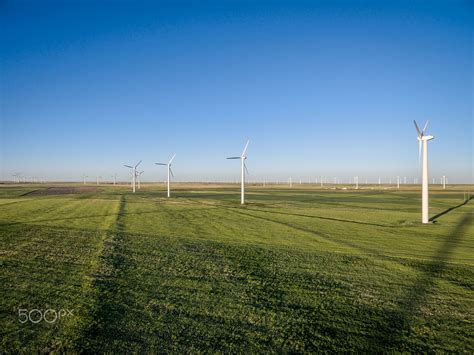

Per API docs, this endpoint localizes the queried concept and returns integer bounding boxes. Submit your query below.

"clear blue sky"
[1,0,472,183]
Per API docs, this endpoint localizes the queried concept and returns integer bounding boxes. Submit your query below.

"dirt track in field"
[23,186,103,196]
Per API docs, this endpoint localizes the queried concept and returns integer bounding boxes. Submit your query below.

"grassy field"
[0,183,473,352]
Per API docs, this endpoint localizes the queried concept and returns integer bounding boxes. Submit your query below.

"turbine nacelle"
[414,120,434,140]
[414,120,434,162]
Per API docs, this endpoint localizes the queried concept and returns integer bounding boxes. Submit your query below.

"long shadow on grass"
[188,198,398,228]
[379,213,472,351]
[246,207,395,228]
[231,207,472,350]
[76,196,143,351]
[429,197,471,222]
[226,208,390,259]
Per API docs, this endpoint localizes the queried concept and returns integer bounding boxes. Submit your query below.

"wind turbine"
[414,120,434,224]
[156,154,176,198]
[124,160,142,193]
[227,140,249,205]
[83,174,88,185]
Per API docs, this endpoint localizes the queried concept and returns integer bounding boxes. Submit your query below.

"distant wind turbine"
[227,140,250,205]
[156,154,176,198]
[124,160,142,193]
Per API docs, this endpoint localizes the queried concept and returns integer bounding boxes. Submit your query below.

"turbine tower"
[156,154,176,198]
[124,160,142,193]
[227,140,250,205]
[414,120,434,224]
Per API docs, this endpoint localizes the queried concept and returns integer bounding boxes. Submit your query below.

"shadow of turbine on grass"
[429,196,472,222]
[380,212,472,351]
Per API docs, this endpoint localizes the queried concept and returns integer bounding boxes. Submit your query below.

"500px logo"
[18,308,74,324]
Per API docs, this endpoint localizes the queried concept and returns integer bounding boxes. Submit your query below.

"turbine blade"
[135,160,142,168]
[169,168,174,178]
[241,140,250,157]
[413,120,422,137]
[244,162,249,175]
[155,163,167,165]
[227,157,240,159]
[422,120,429,133]
[169,153,176,164]
[124,165,133,168]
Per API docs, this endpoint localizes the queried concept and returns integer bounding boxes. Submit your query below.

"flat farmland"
[0,184,472,352]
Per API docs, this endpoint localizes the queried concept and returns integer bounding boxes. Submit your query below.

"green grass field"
[0,183,472,352]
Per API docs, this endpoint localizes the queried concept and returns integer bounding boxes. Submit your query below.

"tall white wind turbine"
[227,140,249,205]
[156,154,176,198]
[414,120,434,224]
[124,160,142,193]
